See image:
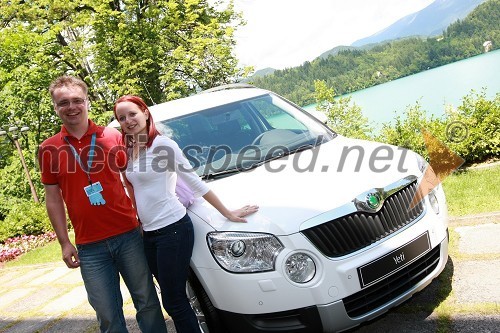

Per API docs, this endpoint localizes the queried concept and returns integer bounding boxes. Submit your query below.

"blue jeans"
[143,214,201,333]
[77,227,167,333]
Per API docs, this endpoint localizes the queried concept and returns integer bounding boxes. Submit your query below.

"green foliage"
[0,0,245,132]
[0,200,52,242]
[0,0,245,206]
[314,80,373,139]
[0,0,498,217]
[251,0,499,106]
[444,90,500,161]
[374,91,499,165]
[0,144,42,202]
[91,0,246,105]
[375,102,443,160]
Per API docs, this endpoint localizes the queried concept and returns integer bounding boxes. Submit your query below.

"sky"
[229,0,435,71]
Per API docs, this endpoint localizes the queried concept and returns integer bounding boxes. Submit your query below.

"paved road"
[0,212,499,333]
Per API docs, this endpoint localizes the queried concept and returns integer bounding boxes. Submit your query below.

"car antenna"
[140,79,156,105]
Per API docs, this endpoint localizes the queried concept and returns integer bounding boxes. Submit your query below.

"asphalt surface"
[0,212,499,333]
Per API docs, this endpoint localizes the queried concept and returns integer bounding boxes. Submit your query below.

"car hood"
[189,136,423,236]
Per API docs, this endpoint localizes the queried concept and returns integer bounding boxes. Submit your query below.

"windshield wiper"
[200,166,244,180]
[241,142,319,171]
[200,141,321,180]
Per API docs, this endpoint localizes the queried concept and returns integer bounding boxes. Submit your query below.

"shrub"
[0,200,52,242]
[375,102,446,160]
[444,90,499,162]
[375,90,499,165]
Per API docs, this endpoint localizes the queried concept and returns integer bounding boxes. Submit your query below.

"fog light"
[428,190,440,214]
[285,253,316,283]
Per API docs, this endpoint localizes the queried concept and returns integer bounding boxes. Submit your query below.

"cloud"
[232,0,434,70]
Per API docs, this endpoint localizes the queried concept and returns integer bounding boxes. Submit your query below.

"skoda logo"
[366,192,382,210]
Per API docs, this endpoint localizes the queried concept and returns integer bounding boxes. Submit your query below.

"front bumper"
[210,235,448,333]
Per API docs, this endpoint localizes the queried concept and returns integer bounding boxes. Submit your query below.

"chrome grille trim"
[301,178,425,257]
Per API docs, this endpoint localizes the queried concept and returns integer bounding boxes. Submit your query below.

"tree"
[1,0,245,125]
[0,0,246,203]
[313,80,373,140]
[91,0,247,104]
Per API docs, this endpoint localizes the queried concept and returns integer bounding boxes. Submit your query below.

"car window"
[247,98,308,131]
[159,93,334,177]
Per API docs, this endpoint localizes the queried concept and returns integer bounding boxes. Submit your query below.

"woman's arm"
[202,190,259,223]
[167,136,259,222]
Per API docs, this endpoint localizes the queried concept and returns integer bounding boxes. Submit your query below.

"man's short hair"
[49,75,88,99]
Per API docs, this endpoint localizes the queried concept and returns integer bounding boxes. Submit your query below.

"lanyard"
[64,132,96,185]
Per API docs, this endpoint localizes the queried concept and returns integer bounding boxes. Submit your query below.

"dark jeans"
[143,214,201,333]
[77,227,166,333]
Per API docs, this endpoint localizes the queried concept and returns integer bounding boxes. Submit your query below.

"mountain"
[351,0,487,47]
[248,0,489,79]
[316,44,378,61]
[250,67,277,79]
[317,45,359,61]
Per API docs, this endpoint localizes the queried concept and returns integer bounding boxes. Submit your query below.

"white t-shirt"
[125,135,209,231]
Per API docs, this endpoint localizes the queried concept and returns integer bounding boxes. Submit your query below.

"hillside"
[251,0,488,79]
[351,0,487,47]
[249,0,499,106]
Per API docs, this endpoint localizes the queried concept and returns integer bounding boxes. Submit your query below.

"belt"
[143,214,189,236]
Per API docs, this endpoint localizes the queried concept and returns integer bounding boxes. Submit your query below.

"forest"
[0,0,246,234]
[251,0,499,106]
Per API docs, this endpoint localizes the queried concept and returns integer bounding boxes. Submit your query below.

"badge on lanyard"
[84,181,106,205]
[65,132,106,206]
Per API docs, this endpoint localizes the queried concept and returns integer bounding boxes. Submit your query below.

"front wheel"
[187,268,227,333]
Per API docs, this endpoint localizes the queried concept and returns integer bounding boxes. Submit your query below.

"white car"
[110,84,449,333]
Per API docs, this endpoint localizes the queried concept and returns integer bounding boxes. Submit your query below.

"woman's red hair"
[113,95,160,148]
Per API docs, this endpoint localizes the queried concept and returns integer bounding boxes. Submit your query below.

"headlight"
[415,153,442,214]
[415,153,429,174]
[285,252,316,283]
[428,188,440,214]
[207,232,284,273]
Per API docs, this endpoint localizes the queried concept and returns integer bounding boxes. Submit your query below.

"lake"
[303,49,500,132]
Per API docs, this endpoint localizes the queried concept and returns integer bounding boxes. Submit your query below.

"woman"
[113,95,258,333]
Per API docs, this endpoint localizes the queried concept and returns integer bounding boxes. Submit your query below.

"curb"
[449,211,500,226]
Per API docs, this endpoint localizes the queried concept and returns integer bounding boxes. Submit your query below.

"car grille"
[301,181,424,257]
[342,243,441,317]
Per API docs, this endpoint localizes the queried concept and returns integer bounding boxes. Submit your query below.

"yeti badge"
[84,181,106,205]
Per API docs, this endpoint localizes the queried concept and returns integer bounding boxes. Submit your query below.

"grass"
[442,163,500,216]
[3,231,74,268]
[4,238,62,267]
[2,164,498,267]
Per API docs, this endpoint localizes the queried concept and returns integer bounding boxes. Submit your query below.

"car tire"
[187,268,227,333]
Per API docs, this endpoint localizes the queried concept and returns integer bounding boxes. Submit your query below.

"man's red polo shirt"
[38,120,139,244]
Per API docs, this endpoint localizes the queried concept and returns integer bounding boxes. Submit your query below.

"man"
[38,75,167,333]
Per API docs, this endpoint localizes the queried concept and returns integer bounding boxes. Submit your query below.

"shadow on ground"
[0,317,176,333]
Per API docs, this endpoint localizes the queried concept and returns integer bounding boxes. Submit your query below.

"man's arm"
[121,171,137,210]
[44,184,80,268]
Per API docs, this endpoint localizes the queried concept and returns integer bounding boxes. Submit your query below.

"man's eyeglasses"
[55,98,87,109]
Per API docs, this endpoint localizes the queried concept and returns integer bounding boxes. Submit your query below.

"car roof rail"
[200,83,256,94]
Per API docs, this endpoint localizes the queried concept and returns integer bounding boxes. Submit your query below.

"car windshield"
[158,92,335,178]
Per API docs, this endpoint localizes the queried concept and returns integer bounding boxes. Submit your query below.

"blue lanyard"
[64,132,96,185]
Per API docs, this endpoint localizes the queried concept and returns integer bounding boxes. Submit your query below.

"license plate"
[357,232,431,288]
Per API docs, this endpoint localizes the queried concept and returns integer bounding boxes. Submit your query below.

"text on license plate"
[357,232,431,288]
